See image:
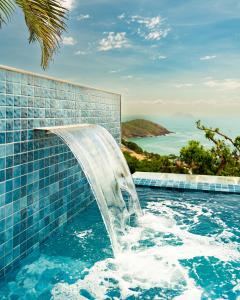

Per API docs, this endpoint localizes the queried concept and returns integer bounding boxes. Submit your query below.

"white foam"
[75,229,93,239]
[51,202,239,299]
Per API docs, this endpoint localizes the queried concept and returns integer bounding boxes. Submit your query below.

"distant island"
[122,119,172,139]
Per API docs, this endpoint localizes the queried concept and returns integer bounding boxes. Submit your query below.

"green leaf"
[15,0,68,69]
[0,0,15,27]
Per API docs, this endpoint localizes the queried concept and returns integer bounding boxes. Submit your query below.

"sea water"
[124,116,240,155]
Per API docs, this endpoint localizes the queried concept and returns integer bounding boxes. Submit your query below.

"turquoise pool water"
[0,187,239,299]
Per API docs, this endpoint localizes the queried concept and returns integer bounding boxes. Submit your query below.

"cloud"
[122,75,134,79]
[132,99,171,105]
[204,79,240,90]
[152,55,167,60]
[200,55,217,61]
[75,50,87,55]
[150,99,165,104]
[77,14,90,21]
[62,36,77,45]
[174,83,194,88]
[98,32,129,51]
[108,69,123,74]
[118,13,125,20]
[59,0,75,10]
[130,15,170,41]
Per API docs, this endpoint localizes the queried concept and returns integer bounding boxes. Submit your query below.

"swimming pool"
[0,186,239,299]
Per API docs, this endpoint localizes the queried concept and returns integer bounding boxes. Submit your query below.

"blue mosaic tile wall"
[0,66,121,278]
[134,178,240,194]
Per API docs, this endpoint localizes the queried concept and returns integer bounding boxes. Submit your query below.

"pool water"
[0,187,239,299]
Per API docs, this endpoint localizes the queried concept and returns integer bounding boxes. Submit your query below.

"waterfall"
[49,124,142,254]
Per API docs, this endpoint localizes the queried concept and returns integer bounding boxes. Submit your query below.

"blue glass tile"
[0,81,5,94]
[0,182,5,195]
[6,108,13,119]
[0,70,6,81]
[0,170,5,182]
[21,96,28,107]
[5,192,13,204]
[6,119,13,130]
[5,168,12,181]
[0,107,6,118]
[6,71,21,83]
[21,108,28,118]
[0,157,5,169]
[0,66,121,278]
[0,120,6,131]
[6,95,14,106]
[0,133,5,144]
[14,96,21,107]
[0,94,6,106]
[13,83,21,95]
[5,144,14,156]
[13,131,21,143]
[14,108,21,118]
[6,83,13,95]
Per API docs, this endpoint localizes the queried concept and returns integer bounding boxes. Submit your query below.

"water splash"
[49,124,142,253]
[1,193,239,299]
[51,202,239,300]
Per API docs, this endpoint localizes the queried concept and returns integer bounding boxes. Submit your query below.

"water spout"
[38,124,142,254]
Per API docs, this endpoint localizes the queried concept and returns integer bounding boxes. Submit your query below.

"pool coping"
[133,172,240,194]
[0,64,121,96]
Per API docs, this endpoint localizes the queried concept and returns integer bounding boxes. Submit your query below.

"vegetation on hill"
[122,119,171,139]
[122,121,240,176]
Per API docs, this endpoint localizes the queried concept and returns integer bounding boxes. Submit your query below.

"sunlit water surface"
[0,187,239,300]
[125,116,240,155]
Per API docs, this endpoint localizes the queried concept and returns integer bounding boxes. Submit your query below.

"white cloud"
[118,13,125,20]
[174,83,194,88]
[75,50,87,55]
[77,14,90,21]
[122,75,134,79]
[108,69,123,74]
[130,15,170,41]
[98,32,129,51]
[134,99,171,105]
[204,79,240,90]
[152,55,167,60]
[131,15,161,29]
[62,36,77,45]
[59,0,75,10]
[200,55,217,61]
[157,55,167,59]
[151,99,165,104]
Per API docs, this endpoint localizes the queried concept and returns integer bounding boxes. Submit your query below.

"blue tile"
[0,133,5,144]
[6,95,14,106]
[6,83,13,95]
[0,66,121,278]
[0,107,6,118]
[0,81,5,94]
[0,94,6,106]
[0,70,6,81]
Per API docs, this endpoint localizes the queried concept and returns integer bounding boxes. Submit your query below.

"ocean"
[122,116,240,155]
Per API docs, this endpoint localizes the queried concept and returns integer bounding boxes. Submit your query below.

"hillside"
[122,119,171,139]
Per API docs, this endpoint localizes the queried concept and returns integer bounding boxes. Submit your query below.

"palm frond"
[16,0,68,69]
[0,0,15,27]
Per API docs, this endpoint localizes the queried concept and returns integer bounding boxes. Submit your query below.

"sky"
[1,0,240,117]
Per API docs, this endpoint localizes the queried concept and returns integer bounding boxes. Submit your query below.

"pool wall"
[133,172,240,193]
[0,65,121,278]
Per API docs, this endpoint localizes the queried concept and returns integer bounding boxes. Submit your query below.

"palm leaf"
[0,0,15,27]
[16,0,68,69]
